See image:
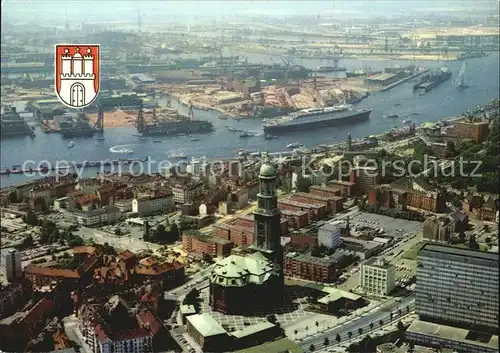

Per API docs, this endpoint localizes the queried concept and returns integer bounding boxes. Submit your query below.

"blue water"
[1,52,499,187]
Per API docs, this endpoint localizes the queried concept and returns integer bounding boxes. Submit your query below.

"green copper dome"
[260,163,276,177]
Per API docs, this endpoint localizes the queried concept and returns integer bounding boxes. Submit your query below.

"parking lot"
[348,212,423,240]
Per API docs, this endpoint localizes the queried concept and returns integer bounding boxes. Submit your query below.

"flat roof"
[407,320,499,350]
[420,243,499,262]
[317,287,361,304]
[186,313,226,337]
[230,321,276,339]
[235,338,303,353]
[364,257,394,269]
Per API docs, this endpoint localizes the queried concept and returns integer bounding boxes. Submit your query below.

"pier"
[0,157,150,175]
[381,68,430,92]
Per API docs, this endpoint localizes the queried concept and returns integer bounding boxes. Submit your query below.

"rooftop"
[420,243,499,262]
[363,256,394,270]
[286,253,338,267]
[230,321,276,339]
[235,338,303,353]
[407,320,499,350]
[186,313,226,337]
[317,287,361,304]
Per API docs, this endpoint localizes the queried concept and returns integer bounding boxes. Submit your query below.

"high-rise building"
[416,244,499,333]
[1,249,22,282]
[209,157,284,314]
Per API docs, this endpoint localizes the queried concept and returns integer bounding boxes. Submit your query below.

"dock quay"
[0,157,150,175]
[381,68,430,92]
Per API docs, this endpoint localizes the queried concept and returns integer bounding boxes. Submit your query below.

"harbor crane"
[280,55,293,82]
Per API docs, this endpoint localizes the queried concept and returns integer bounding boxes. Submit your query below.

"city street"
[298,294,415,350]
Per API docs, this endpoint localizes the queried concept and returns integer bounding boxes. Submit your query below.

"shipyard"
[0,2,499,353]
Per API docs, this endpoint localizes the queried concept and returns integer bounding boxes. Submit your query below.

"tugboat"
[264,134,278,140]
[239,131,256,138]
[287,142,303,149]
[170,153,187,159]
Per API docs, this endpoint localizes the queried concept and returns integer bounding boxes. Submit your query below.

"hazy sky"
[2,0,498,23]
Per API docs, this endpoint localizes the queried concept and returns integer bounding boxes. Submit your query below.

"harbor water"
[1,52,499,187]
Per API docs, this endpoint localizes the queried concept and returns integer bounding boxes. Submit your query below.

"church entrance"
[70,83,85,107]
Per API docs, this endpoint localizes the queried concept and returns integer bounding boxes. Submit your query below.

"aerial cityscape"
[0,1,499,353]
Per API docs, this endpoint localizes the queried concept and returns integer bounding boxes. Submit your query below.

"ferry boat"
[263,105,371,134]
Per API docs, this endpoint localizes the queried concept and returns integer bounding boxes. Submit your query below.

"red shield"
[55,44,100,108]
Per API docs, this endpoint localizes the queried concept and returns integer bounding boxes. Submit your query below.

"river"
[1,52,498,187]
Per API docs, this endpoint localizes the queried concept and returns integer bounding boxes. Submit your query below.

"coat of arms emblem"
[55,44,100,108]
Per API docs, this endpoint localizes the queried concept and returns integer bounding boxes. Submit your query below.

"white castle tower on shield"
[59,47,97,107]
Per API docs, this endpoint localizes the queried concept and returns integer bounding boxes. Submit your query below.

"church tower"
[251,156,284,285]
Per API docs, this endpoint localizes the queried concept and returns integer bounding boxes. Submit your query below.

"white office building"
[318,222,342,249]
[132,195,174,215]
[360,257,396,296]
[1,248,22,282]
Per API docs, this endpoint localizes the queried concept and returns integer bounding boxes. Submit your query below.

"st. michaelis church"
[209,158,284,314]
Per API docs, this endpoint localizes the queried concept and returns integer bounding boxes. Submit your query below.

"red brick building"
[182,230,233,257]
[279,199,326,221]
[462,194,499,222]
[284,253,341,283]
[309,185,341,198]
[328,180,355,197]
[281,210,309,229]
[451,119,490,143]
[0,298,55,352]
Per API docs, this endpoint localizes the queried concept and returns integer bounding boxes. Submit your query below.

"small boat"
[238,150,250,156]
[403,119,413,125]
[153,140,162,143]
[133,133,143,137]
[170,153,187,159]
[191,138,201,142]
[219,115,228,120]
[240,131,256,138]
[96,136,105,140]
[264,134,278,140]
[411,112,420,116]
[287,142,303,149]
[12,164,21,169]
[67,141,75,148]
[227,127,243,132]
[385,114,399,119]
[395,103,401,106]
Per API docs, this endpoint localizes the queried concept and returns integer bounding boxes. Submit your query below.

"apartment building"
[452,119,490,143]
[132,195,174,215]
[416,244,499,333]
[172,181,204,204]
[182,230,233,258]
[359,257,396,296]
[284,253,341,283]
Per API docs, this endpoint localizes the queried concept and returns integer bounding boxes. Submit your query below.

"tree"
[294,329,298,339]
[397,320,405,332]
[379,319,384,327]
[335,333,341,343]
[406,305,410,313]
[347,331,353,340]
[369,322,374,330]
[114,227,122,236]
[315,321,319,333]
[143,232,150,242]
[19,235,34,249]
[266,314,278,325]
[398,308,402,316]
[323,337,329,346]
[390,312,393,321]
[23,210,38,226]
[309,344,315,352]
[358,327,363,335]
[468,234,479,250]
[202,253,213,263]
[296,177,312,193]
